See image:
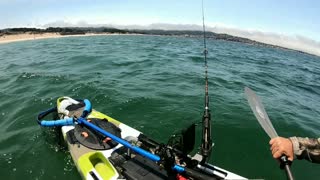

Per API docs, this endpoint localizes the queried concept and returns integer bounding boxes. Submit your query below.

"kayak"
[37,97,246,180]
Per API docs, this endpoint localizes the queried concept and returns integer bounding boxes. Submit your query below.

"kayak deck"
[39,97,246,180]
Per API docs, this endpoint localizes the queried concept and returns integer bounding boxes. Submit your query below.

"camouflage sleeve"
[289,136,320,163]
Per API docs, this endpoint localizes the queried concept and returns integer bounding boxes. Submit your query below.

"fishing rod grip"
[280,155,294,180]
[173,165,216,180]
[184,167,217,180]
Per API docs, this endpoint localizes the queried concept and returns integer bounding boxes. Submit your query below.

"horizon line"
[1,22,320,57]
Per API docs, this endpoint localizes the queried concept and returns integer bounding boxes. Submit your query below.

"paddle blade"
[244,87,278,138]
[245,87,294,180]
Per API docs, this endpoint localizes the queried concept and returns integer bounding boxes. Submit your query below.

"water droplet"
[13,168,17,172]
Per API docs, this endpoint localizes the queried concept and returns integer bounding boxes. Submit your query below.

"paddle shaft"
[245,87,294,180]
[282,157,294,180]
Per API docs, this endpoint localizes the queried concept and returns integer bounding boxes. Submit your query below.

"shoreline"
[0,32,132,44]
[1,32,318,57]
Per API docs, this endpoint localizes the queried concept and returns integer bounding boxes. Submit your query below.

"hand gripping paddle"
[245,87,294,180]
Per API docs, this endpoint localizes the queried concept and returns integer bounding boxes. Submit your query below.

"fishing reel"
[167,123,196,155]
[156,123,199,175]
[157,144,176,172]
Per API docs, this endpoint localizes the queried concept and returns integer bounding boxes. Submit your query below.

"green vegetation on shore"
[0,27,126,35]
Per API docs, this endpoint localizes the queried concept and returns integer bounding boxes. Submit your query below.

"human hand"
[269,137,294,161]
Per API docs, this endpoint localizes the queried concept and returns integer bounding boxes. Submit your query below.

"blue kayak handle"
[38,99,92,127]
[40,118,74,127]
[81,99,92,118]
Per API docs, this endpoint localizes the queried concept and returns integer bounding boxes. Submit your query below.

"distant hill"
[0,27,307,55]
[0,27,126,35]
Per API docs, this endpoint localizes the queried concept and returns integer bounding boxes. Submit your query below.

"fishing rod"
[200,0,213,164]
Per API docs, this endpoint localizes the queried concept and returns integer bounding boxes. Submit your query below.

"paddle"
[244,87,294,180]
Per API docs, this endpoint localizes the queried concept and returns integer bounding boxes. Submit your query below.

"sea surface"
[0,35,319,180]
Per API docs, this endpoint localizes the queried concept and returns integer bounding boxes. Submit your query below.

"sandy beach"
[0,32,116,44]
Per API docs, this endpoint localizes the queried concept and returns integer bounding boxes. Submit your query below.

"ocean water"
[0,35,319,180]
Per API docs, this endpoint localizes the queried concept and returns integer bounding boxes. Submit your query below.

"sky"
[0,0,319,55]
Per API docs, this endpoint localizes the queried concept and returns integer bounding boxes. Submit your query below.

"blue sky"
[1,0,319,41]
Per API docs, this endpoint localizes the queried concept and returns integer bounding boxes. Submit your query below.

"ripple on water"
[0,35,319,180]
